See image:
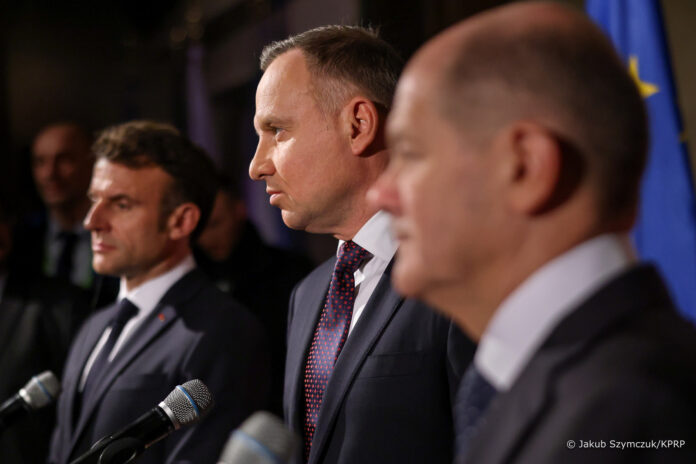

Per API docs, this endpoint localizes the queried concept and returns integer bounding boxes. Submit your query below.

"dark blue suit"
[284,258,475,464]
[461,265,696,463]
[49,269,271,464]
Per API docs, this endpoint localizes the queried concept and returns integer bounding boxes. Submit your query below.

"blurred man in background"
[14,122,118,308]
[250,25,474,464]
[49,121,270,464]
[195,177,313,415]
[370,2,696,463]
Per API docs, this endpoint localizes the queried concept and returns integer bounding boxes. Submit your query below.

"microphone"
[70,379,214,464]
[0,371,61,430]
[217,411,298,464]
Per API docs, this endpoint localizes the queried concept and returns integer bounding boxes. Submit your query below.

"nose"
[83,200,107,232]
[249,139,275,181]
[367,165,402,216]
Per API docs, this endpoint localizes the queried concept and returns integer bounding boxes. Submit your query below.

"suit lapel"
[465,265,674,464]
[308,262,403,464]
[286,258,335,433]
[68,270,205,456]
[63,308,113,437]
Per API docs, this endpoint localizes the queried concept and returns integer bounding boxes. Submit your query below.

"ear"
[503,121,562,215]
[166,203,201,240]
[342,97,380,156]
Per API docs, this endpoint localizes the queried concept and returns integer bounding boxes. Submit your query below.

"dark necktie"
[56,231,79,281]
[81,298,139,398]
[454,365,498,461]
[303,241,370,460]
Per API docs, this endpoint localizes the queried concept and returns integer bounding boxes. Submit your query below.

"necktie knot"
[112,298,138,327]
[335,240,371,275]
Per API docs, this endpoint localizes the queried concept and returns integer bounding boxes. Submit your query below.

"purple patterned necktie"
[303,240,371,461]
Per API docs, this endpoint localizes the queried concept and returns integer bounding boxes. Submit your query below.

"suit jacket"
[285,258,475,464]
[195,221,313,415]
[49,269,271,464]
[0,272,89,464]
[463,265,696,464]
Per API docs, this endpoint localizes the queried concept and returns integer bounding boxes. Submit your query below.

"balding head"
[407,1,647,224]
[370,2,647,331]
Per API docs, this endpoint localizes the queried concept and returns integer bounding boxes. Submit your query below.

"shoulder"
[175,270,265,336]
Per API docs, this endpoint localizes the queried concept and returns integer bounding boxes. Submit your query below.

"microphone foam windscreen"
[218,412,298,464]
[20,371,61,409]
[163,379,214,426]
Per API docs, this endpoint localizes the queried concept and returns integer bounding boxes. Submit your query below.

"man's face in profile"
[250,49,357,234]
[84,159,175,287]
[372,68,503,313]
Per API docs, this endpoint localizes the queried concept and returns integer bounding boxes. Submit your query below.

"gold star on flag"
[628,55,659,98]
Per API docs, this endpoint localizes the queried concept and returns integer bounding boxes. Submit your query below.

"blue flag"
[587,0,696,323]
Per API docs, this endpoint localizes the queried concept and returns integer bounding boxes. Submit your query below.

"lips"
[92,241,116,253]
[266,187,283,205]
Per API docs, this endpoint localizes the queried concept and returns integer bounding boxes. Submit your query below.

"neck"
[332,202,380,242]
[123,246,191,292]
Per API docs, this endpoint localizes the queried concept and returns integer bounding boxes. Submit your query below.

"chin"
[280,210,309,231]
[391,260,426,299]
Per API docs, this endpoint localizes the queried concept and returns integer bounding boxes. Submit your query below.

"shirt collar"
[337,210,398,262]
[117,254,196,316]
[476,233,635,391]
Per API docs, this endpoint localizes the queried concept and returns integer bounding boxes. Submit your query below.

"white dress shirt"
[338,210,398,335]
[475,234,636,391]
[78,254,196,391]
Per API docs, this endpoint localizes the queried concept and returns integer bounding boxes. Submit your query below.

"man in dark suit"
[0,189,89,464]
[369,2,696,463]
[49,121,270,464]
[14,122,118,309]
[249,26,474,464]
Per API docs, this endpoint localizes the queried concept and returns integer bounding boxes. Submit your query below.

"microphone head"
[18,371,61,410]
[160,379,214,429]
[218,412,298,464]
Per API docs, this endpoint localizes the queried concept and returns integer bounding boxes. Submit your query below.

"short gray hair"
[260,25,403,116]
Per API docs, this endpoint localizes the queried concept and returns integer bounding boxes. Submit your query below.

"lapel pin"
[158,313,166,322]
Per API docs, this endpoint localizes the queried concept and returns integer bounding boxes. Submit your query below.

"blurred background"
[1,0,694,263]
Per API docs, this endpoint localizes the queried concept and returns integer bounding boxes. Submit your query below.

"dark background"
[2,0,693,263]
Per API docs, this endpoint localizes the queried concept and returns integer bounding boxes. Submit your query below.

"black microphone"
[0,371,61,430]
[70,379,214,464]
[217,411,298,464]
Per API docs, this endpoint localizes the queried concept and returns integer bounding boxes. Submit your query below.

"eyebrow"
[254,115,293,134]
[88,192,138,204]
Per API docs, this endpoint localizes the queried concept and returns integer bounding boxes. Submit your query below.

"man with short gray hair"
[250,25,474,464]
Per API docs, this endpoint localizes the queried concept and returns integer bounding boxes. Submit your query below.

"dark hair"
[439,9,648,221]
[92,120,218,240]
[260,25,403,115]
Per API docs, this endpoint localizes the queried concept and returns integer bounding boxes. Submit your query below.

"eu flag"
[587,0,696,323]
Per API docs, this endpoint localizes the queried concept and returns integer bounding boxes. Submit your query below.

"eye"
[116,201,131,211]
[272,126,284,136]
